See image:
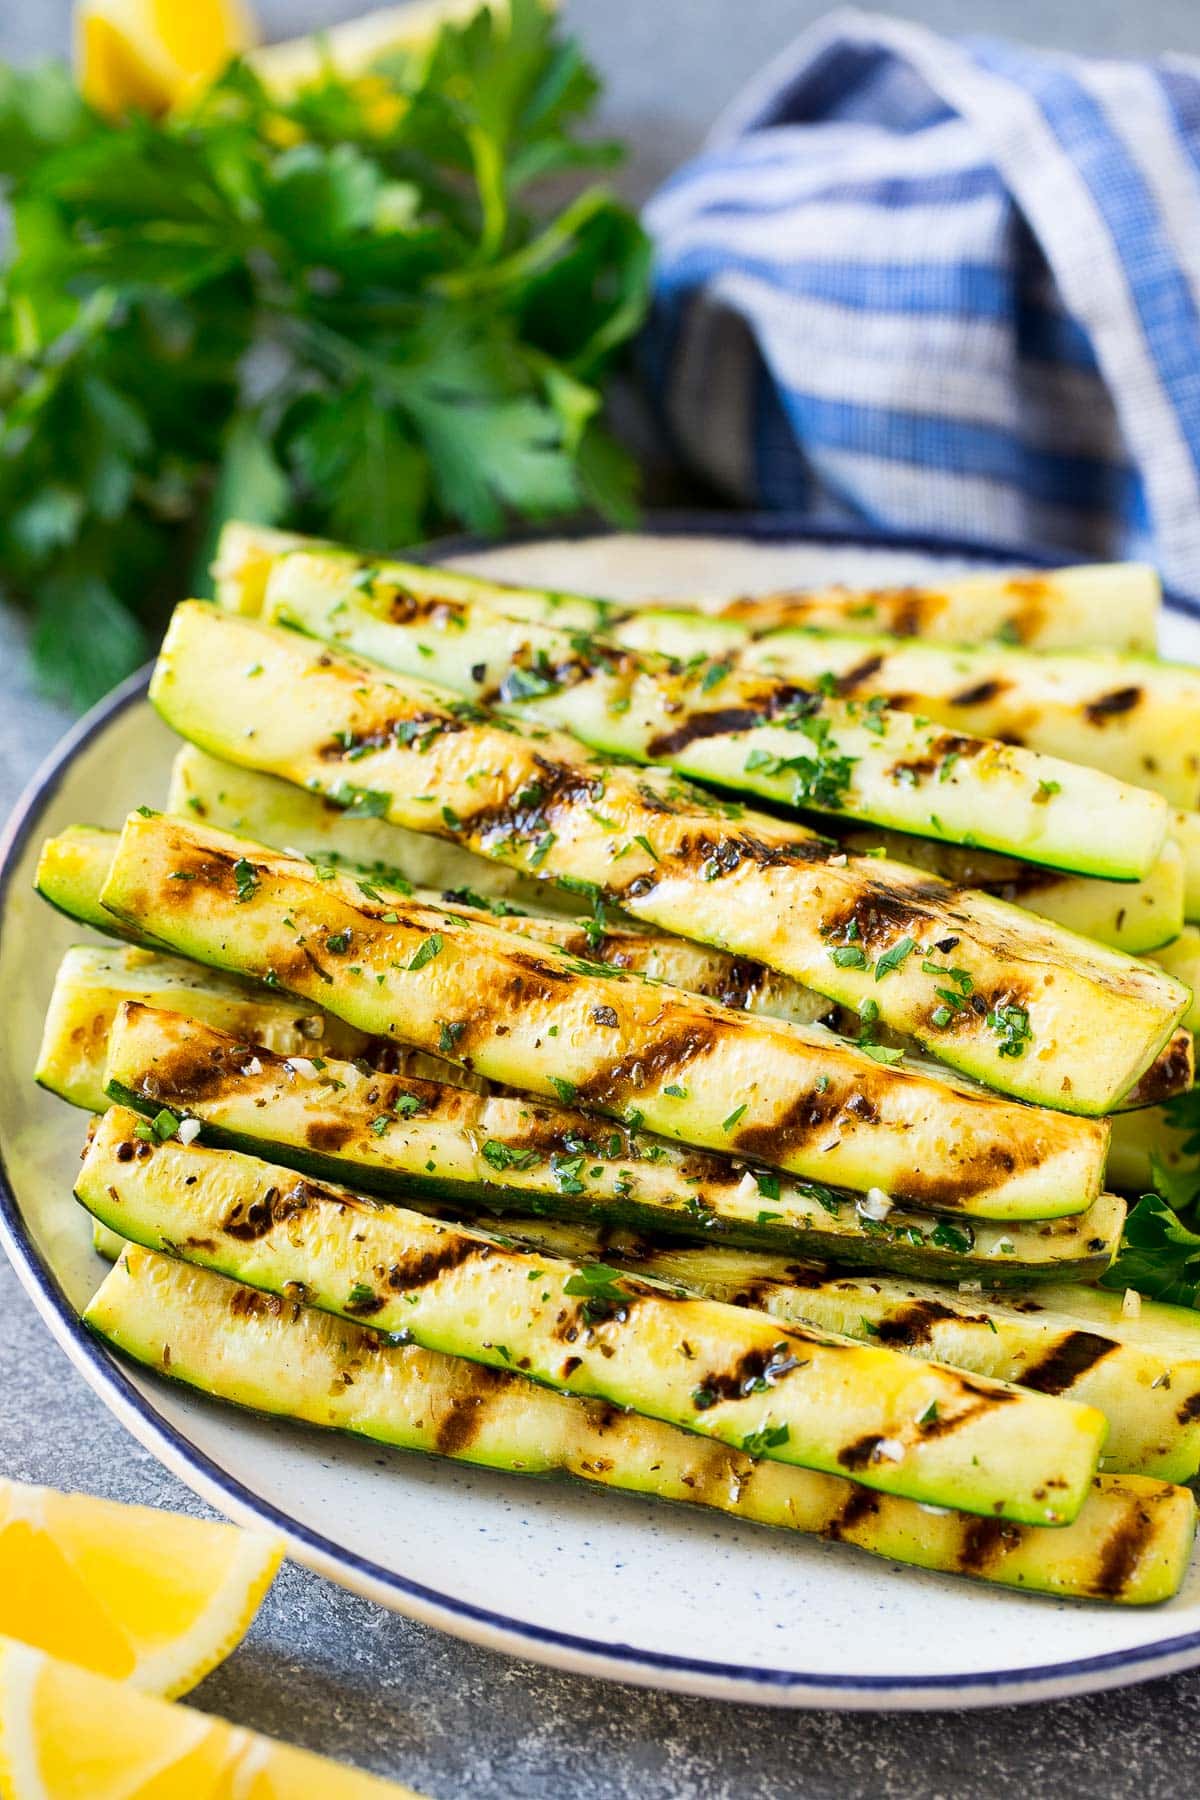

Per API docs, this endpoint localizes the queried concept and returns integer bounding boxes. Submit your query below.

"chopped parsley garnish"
[133,1107,180,1144]
[754,1172,781,1201]
[663,1083,687,1098]
[700,659,731,693]
[562,1262,631,1323]
[394,1093,422,1117]
[328,782,391,819]
[829,944,868,970]
[722,1103,747,1132]
[481,1140,541,1172]
[1034,778,1062,803]
[438,1020,466,1055]
[325,930,352,955]
[741,1423,790,1456]
[408,932,443,972]
[988,1002,1032,1059]
[633,834,659,862]
[231,857,258,904]
[874,935,915,981]
[549,1076,577,1105]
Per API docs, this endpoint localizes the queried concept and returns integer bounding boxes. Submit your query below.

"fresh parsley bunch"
[0,0,650,706]
[1102,1085,1200,1304]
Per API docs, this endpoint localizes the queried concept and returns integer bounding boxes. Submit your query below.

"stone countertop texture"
[5,3,1200,1795]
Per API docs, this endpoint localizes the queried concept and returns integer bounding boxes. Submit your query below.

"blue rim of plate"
[2,515,1199,1710]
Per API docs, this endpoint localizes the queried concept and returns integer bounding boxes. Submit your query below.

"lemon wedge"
[0,1634,419,1798]
[75,0,258,118]
[0,1479,280,1698]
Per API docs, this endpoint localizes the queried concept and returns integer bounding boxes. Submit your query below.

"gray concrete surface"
[6,4,1200,1794]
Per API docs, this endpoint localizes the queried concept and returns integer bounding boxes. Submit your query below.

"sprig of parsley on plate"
[0,0,650,706]
[1101,1086,1200,1304]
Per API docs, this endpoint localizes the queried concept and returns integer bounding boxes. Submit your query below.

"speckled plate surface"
[3,521,1200,1710]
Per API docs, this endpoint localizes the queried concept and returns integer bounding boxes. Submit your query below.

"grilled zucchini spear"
[212,522,1161,655]
[36,812,1192,1114]
[97,1003,1128,1271]
[833,826,1184,956]
[260,550,1168,880]
[86,1246,1194,1603]
[38,968,1127,1282]
[613,612,1200,813]
[96,811,1111,1217]
[149,604,1189,1114]
[486,1224,1200,1483]
[76,1112,1109,1524]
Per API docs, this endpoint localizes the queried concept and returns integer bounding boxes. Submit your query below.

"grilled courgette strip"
[41,973,1122,1282]
[96,811,1112,1217]
[148,604,1189,1114]
[76,1112,1108,1523]
[84,1245,1194,1603]
[833,826,1184,955]
[614,612,1200,813]
[477,1223,1200,1483]
[1172,810,1200,922]
[36,812,1190,1114]
[259,550,1167,880]
[98,1007,1128,1281]
[211,521,1161,655]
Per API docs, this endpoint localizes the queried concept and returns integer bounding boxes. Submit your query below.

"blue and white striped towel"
[642,9,1200,597]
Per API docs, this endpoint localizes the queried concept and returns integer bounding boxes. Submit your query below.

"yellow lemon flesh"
[75,0,258,117]
[0,1480,280,1698]
[0,1635,419,1798]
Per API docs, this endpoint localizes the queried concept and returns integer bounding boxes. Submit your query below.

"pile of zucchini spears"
[32,525,1200,1606]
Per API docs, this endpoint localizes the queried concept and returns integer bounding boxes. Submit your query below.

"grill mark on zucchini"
[1176,1393,1200,1425]
[951,678,1008,707]
[644,686,820,759]
[433,1367,505,1455]
[832,655,886,695]
[1085,686,1143,725]
[1019,1330,1117,1394]
[1095,1504,1156,1598]
[691,1339,812,1408]
[957,1516,1020,1573]
[571,1023,729,1111]
[886,733,982,786]
[825,1485,881,1538]
[871,1298,971,1348]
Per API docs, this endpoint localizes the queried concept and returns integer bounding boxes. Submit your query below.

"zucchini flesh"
[1107,1105,1193,1194]
[709,564,1162,654]
[76,1112,1108,1524]
[212,523,1161,654]
[835,826,1184,956]
[37,816,833,1038]
[41,813,1185,1114]
[167,748,833,1029]
[99,1005,1127,1276]
[1118,1029,1193,1110]
[98,811,1111,1218]
[1173,810,1200,922]
[615,611,1200,813]
[149,603,1190,1114]
[492,1225,1199,1482]
[85,1245,1195,1603]
[1151,925,1200,1035]
[35,945,476,1114]
[262,551,1168,880]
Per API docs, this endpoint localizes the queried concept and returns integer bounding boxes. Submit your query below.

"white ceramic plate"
[3,522,1200,1711]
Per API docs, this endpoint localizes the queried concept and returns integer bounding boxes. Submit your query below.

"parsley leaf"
[0,3,648,708]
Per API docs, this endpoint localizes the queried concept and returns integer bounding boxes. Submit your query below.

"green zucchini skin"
[84,1244,1194,1603]
[616,611,1200,813]
[75,1111,1108,1524]
[260,550,1168,880]
[96,810,1111,1218]
[99,1004,1128,1277]
[483,1224,1200,1483]
[148,604,1190,1114]
[834,826,1184,956]
[212,522,1162,654]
